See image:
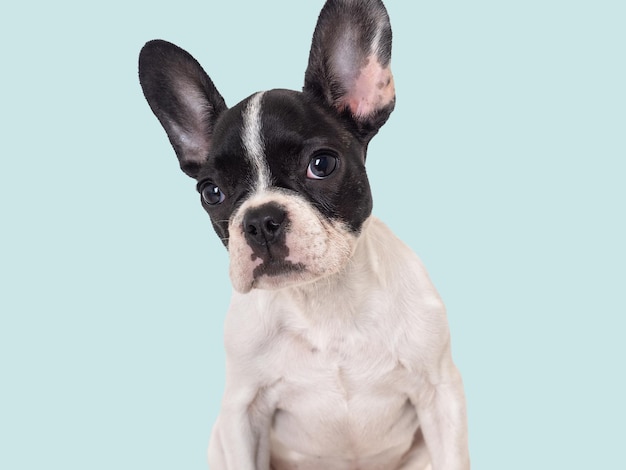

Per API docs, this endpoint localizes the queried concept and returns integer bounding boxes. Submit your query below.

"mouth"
[252,258,306,279]
[227,191,360,293]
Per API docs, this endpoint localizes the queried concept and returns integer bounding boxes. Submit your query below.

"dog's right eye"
[200,183,225,205]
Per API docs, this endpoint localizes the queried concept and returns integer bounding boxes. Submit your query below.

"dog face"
[139,0,395,293]
[196,89,374,293]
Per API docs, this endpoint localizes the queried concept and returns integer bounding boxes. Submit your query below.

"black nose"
[243,203,287,246]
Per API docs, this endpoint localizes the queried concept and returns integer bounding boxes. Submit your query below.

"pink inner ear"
[339,55,395,118]
[170,78,214,164]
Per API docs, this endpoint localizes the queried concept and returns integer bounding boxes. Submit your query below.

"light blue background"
[1,1,624,469]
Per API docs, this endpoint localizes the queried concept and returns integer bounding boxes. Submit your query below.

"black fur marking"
[192,89,373,248]
[259,90,373,232]
[253,260,306,280]
[196,97,256,246]
[241,207,306,280]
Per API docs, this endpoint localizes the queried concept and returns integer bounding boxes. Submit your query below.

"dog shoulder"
[364,217,452,361]
[364,217,445,305]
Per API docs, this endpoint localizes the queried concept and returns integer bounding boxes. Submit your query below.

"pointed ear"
[304,0,395,142]
[138,40,227,178]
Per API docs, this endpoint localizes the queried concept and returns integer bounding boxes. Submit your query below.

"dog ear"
[139,40,227,178]
[304,0,395,142]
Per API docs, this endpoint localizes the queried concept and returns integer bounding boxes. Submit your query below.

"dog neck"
[257,216,390,322]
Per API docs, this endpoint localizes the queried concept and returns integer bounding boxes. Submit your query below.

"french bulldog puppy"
[139,1,470,469]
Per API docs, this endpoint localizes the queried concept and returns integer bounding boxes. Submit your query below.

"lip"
[252,259,306,279]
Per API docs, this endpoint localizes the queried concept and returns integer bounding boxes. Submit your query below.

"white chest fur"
[213,217,460,470]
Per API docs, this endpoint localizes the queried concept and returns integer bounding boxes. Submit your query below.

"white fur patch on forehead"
[242,92,271,191]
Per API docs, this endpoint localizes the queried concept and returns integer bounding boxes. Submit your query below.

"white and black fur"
[139,1,469,469]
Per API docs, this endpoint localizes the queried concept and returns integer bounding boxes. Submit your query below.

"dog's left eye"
[200,183,225,205]
[307,154,338,179]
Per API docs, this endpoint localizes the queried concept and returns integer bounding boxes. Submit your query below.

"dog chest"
[264,323,420,460]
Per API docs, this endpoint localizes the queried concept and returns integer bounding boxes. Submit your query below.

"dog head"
[139,0,395,293]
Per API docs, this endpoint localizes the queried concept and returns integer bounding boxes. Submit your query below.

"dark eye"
[200,182,225,205]
[307,153,339,179]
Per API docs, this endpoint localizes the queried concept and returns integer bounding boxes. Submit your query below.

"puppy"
[138,1,469,469]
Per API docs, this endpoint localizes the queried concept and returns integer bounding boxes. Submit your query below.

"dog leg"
[207,399,272,470]
[414,365,470,470]
[398,428,432,470]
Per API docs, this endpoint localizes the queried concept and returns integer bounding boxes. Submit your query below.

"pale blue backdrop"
[1,1,624,469]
